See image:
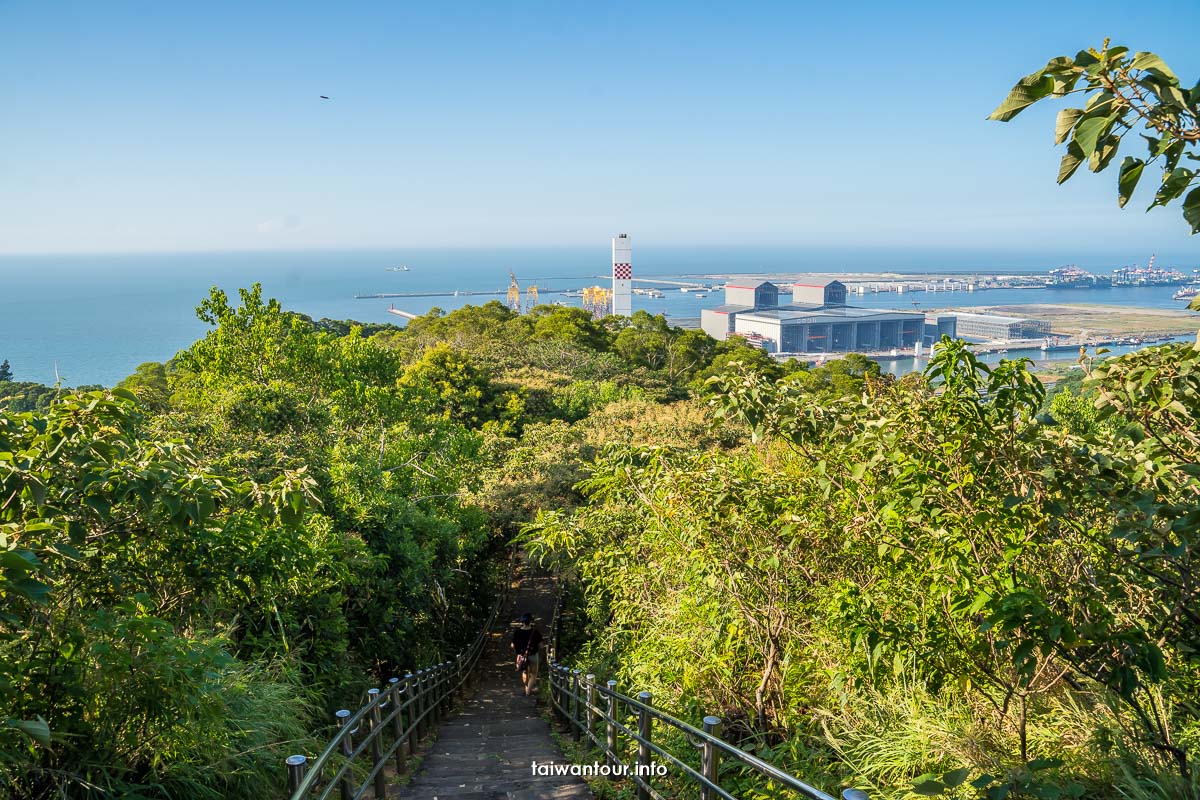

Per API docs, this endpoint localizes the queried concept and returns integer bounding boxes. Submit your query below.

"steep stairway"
[396,566,591,800]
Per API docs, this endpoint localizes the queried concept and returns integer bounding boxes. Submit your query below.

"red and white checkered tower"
[612,234,632,317]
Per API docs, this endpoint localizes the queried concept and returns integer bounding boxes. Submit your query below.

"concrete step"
[395,567,592,800]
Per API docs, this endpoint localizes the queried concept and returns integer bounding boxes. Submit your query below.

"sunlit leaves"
[991,43,1200,232]
[1117,157,1145,207]
[988,70,1058,122]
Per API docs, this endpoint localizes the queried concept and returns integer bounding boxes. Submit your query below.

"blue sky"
[2,0,1199,257]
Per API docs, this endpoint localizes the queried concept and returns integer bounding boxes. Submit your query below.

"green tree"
[397,344,523,431]
[0,390,327,798]
[528,305,612,351]
[116,361,170,410]
[990,41,1200,232]
[0,360,11,382]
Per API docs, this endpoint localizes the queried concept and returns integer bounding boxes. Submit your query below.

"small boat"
[1173,286,1199,300]
[386,265,411,272]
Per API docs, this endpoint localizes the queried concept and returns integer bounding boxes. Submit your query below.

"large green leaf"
[1090,135,1120,172]
[1130,52,1178,83]
[6,717,51,746]
[1150,168,1195,209]
[1043,55,1076,73]
[1183,187,1200,234]
[1058,144,1085,184]
[912,779,946,796]
[988,72,1056,121]
[942,768,971,788]
[1055,109,1084,144]
[1073,114,1114,157]
[1118,157,1145,208]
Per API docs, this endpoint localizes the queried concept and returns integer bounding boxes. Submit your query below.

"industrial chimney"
[612,234,632,317]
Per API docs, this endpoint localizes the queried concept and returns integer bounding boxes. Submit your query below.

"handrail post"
[285,754,307,794]
[550,666,560,721]
[335,709,353,800]
[427,667,438,725]
[390,677,408,774]
[636,691,652,800]
[571,669,582,741]
[605,680,618,768]
[402,672,415,755]
[427,666,435,727]
[442,661,450,708]
[584,674,596,743]
[429,666,440,724]
[415,669,427,740]
[368,688,387,798]
[701,716,722,800]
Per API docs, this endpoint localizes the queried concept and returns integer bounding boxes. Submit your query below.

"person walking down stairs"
[511,612,544,696]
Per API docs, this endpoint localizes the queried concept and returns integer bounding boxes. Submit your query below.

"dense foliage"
[525,338,1200,799]
[1,289,774,798]
[11,279,1198,800]
[0,357,102,412]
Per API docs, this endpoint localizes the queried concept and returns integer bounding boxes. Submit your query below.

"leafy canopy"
[990,41,1200,232]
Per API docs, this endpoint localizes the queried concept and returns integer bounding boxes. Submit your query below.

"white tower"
[612,233,632,317]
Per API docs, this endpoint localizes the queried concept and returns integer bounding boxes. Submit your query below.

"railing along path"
[282,588,504,800]
[546,592,870,800]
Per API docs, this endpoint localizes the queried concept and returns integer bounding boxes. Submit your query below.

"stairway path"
[396,565,591,800]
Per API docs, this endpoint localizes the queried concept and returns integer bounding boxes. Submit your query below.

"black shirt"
[513,625,543,656]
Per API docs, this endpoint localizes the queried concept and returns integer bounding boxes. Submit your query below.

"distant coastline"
[1,250,1197,387]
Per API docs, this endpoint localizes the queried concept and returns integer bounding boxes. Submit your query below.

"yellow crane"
[526,284,539,313]
[582,286,611,319]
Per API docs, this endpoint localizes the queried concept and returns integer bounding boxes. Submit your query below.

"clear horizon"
[3,0,1200,256]
[1,243,1196,273]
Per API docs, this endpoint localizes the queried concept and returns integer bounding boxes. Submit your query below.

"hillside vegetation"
[0,288,776,799]
[4,285,1197,799]
[526,337,1200,799]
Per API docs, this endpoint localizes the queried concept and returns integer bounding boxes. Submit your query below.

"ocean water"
[0,247,1195,386]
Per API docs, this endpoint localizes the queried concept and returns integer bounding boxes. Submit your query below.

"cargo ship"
[1045,265,1110,288]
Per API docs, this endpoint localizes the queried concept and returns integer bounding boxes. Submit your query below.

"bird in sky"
[319,95,330,100]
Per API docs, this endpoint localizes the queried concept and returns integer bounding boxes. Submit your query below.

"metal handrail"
[546,590,870,800]
[282,577,506,799]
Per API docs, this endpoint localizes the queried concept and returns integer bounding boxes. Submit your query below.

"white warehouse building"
[734,306,925,353]
[701,279,937,354]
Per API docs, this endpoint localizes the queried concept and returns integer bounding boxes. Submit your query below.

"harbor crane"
[506,271,521,311]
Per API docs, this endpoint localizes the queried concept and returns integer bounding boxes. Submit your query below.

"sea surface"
[1,247,1196,386]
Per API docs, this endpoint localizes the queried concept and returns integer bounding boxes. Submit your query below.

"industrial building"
[924,314,958,346]
[951,312,1050,341]
[700,279,947,354]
